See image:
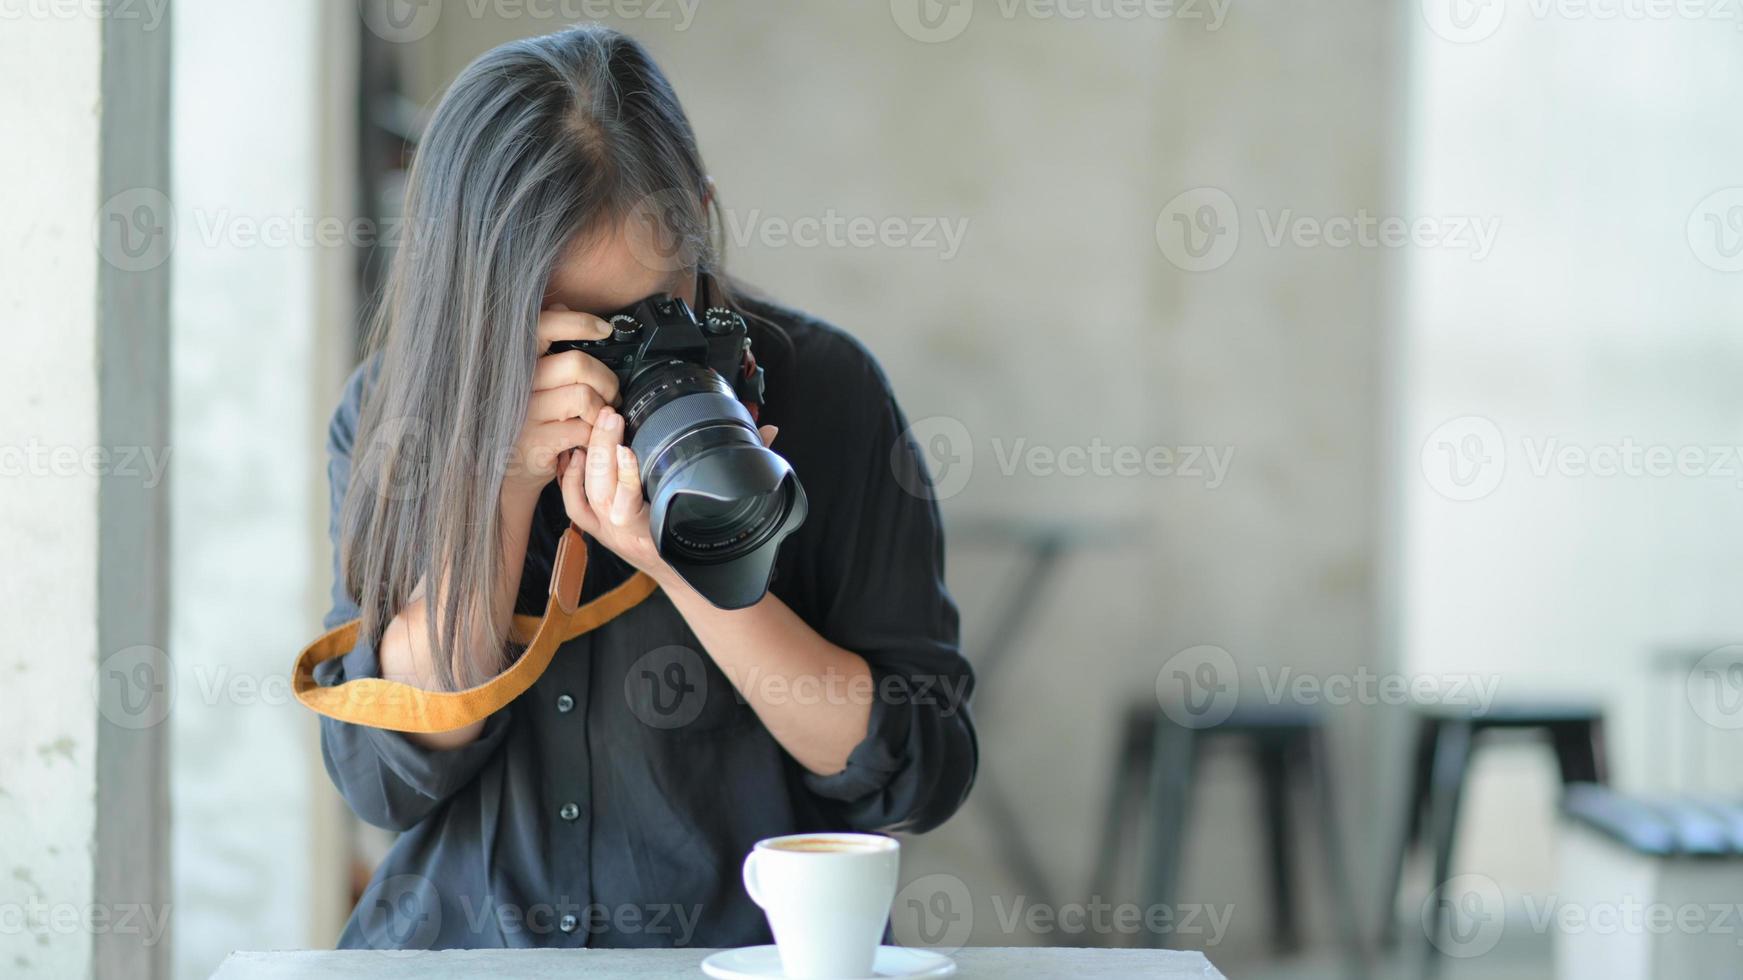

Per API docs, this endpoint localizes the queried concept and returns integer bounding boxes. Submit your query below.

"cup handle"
[742,850,768,909]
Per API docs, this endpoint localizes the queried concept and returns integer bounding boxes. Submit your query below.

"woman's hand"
[501,306,621,506]
[560,410,873,776]
[558,406,777,588]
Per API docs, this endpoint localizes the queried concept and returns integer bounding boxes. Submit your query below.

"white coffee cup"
[742,832,900,979]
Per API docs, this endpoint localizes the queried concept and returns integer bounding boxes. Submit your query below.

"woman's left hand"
[559,405,777,587]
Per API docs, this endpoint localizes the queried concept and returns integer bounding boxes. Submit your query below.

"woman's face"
[543,218,696,316]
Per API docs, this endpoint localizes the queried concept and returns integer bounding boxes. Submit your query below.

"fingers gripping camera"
[549,296,807,608]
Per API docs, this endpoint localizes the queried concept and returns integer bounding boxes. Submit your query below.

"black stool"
[1091,702,1367,974]
[1380,701,1609,964]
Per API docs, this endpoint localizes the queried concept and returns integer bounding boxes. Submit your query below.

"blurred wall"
[168,3,354,977]
[383,0,1403,964]
[1401,9,1743,922]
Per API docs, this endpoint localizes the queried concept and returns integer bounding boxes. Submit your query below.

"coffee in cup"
[742,832,899,978]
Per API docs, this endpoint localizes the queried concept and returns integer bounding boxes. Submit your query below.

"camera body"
[548,295,764,416]
[547,295,805,609]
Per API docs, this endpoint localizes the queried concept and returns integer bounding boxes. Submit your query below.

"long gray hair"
[341,26,729,690]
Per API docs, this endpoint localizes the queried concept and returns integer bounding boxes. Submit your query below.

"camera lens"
[664,489,787,560]
[623,362,807,608]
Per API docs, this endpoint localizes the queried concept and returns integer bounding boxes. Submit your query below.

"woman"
[313,25,976,949]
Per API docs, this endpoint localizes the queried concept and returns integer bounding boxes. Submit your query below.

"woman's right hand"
[501,305,622,504]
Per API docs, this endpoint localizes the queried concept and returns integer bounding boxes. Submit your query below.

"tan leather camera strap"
[292,525,658,733]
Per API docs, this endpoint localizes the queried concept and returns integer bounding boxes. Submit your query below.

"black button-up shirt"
[314,299,977,950]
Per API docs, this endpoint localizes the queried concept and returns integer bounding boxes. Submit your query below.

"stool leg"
[1306,727,1370,980]
[1257,737,1299,954]
[1380,717,1438,947]
[1554,718,1603,784]
[1549,717,1608,786]
[1091,717,1151,916]
[1422,719,1474,975]
[1138,718,1197,949]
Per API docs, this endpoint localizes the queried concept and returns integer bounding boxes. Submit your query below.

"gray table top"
[210,947,1224,979]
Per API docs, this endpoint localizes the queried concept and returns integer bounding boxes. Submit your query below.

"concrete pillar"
[0,6,174,979]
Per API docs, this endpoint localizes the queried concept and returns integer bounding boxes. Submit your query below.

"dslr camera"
[549,295,807,608]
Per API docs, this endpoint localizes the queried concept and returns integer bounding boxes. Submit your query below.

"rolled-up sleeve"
[797,355,977,834]
[314,363,511,832]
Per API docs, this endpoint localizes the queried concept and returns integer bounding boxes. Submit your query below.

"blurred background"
[5,1,1743,978]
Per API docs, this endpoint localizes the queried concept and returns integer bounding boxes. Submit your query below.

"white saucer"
[701,945,956,980]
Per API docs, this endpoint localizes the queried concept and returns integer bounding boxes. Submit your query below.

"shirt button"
[556,694,575,713]
[559,802,580,821]
[559,913,579,933]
